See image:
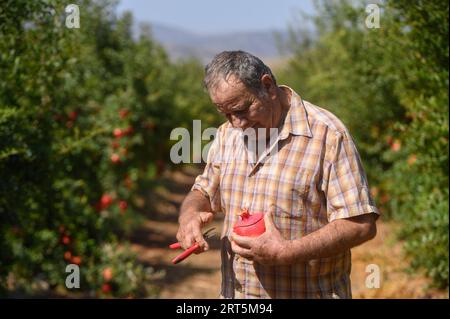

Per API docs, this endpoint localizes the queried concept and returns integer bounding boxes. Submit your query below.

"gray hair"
[204,50,277,97]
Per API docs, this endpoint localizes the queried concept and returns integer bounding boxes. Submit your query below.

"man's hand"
[176,210,214,253]
[231,210,292,265]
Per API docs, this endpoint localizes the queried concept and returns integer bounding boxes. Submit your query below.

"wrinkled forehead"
[209,76,250,107]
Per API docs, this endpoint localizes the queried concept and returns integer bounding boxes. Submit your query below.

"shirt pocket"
[292,169,313,216]
[274,169,312,214]
[272,169,313,240]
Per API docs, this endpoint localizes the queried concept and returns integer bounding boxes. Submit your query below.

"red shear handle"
[169,242,181,249]
[171,243,200,264]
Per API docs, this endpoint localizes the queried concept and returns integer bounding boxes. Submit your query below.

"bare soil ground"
[130,166,448,299]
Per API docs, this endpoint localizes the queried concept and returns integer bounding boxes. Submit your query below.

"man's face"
[209,76,275,131]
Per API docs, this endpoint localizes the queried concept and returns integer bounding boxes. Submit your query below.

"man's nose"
[229,114,248,128]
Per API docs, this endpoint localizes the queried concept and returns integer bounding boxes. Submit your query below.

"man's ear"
[261,74,277,99]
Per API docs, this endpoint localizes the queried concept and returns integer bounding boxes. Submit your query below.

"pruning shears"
[169,227,216,264]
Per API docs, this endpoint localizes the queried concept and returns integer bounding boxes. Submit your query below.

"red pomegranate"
[62,235,71,245]
[101,283,112,293]
[71,256,82,265]
[118,200,128,212]
[113,128,123,138]
[100,194,113,208]
[119,109,129,119]
[110,153,121,164]
[102,268,113,282]
[233,209,266,237]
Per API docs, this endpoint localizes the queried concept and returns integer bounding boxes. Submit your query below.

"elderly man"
[176,51,379,299]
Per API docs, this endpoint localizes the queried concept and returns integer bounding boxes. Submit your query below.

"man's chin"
[231,123,256,131]
[243,123,259,131]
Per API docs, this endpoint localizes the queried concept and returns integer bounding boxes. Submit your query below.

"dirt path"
[130,166,447,299]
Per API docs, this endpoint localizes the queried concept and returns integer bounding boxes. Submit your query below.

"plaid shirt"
[192,86,379,299]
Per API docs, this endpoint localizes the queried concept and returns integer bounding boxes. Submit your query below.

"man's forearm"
[179,190,212,222]
[285,214,377,263]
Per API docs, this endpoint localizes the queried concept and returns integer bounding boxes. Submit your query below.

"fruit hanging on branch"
[113,128,124,138]
[61,235,71,245]
[110,153,121,164]
[119,109,129,119]
[119,200,128,213]
[100,194,113,209]
[102,268,113,281]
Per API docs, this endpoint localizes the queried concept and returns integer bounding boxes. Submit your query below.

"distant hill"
[134,22,291,64]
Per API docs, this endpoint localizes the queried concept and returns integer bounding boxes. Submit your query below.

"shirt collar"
[278,85,313,139]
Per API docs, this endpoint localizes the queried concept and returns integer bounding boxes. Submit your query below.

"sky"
[116,0,316,34]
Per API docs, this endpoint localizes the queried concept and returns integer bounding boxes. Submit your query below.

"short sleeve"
[321,131,379,222]
[191,129,222,213]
